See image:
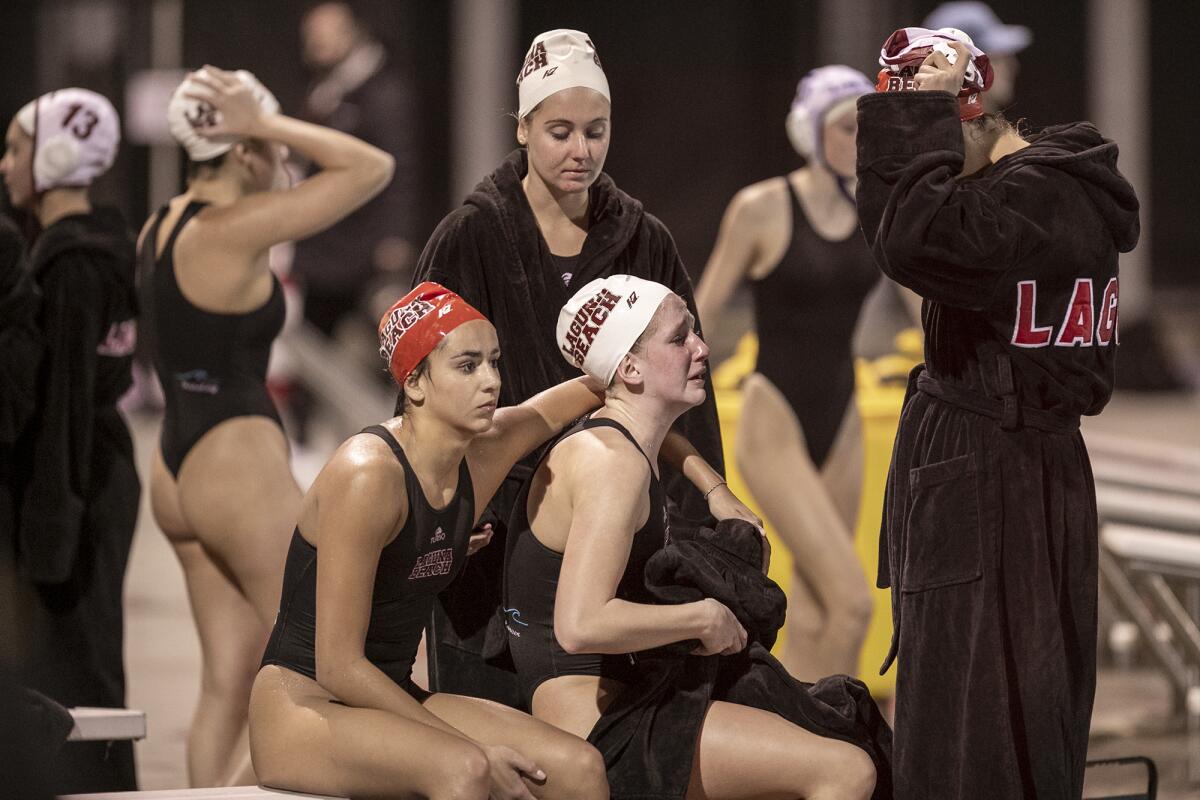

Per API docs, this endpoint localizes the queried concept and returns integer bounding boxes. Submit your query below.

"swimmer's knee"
[430,745,490,800]
[549,740,607,800]
[201,650,261,703]
[822,578,873,635]
[832,745,876,800]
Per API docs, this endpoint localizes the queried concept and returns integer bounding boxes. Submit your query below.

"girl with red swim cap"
[247,282,614,800]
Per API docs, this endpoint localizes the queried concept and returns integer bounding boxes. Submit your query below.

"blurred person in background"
[142,66,392,786]
[696,66,904,682]
[1,88,139,793]
[0,209,40,554]
[413,29,732,706]
[293,1,419,341]
[860,28,1138,798]
[923,1,1030,113]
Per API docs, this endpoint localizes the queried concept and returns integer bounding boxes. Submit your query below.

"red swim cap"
[876,26,994,121]
[378,282,488,385]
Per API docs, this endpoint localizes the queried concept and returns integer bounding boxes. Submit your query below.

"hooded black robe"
[0,214,41,556]
[582,519,894,800]
[413,150,724,702]
[856,92,1139,800]
[12,207,140,793]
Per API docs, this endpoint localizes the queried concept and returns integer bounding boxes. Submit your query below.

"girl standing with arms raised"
[142,66,393,785]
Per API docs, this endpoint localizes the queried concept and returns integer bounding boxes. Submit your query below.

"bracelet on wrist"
[703,481,727,501]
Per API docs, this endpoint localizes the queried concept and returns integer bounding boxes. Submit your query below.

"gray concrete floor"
[120,384,1200,795]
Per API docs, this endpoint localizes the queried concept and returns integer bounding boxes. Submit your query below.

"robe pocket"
[901,452,982,592]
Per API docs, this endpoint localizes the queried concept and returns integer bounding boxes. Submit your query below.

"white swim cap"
[557,275,674,387]
[166,68,280,162]
[15,88,120,193]
[516,29,610,119]
[785,65,873,163]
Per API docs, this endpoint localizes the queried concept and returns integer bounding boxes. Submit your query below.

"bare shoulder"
[731,175,791,223]
[135,213,157,255]
[551,425,652,495]
[306,430,409,541]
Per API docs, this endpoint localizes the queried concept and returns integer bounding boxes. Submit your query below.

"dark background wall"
[0,0,1194,288]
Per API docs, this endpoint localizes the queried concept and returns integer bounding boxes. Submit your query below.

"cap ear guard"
[32,132,83,188]
[785,104,813,157]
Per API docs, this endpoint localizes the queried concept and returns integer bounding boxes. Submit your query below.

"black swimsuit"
[749,179,879,467]
[504,417,669,704]
[260,425,475,697]
[141,201,286,477]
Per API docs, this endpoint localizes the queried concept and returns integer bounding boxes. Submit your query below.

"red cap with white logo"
[875,26,994,120]
[378,282,487,386]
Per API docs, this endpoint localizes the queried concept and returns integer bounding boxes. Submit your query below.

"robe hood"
[990,122,1140,254]
[464,149,646,281]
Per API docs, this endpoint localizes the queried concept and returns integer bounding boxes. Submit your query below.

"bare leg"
[171,538,268,787]
[249,667,601,800]
[819,400,863,530]
[736,375,872,681]
[176,417,301,626]
[686,701,875,800]
[155,418,300,786]
[423,693,608,800]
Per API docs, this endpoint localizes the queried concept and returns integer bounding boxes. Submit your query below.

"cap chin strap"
[835,174,856,207]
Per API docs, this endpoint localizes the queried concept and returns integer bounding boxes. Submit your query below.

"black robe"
[588,520,893,800]
[413,149,724,702]
[12,207,141,793]
[0,214,41,558]
[856,92,1139,800]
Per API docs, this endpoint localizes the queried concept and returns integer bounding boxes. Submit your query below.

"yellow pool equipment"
[711,330,921,698]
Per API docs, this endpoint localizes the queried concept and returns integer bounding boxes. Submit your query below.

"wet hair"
[184,137,275,180]
[964,111,1018,140]
[392,356,430,416]
[511,101,545,142]
[185,150,226,179]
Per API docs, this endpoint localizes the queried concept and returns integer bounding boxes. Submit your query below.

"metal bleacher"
[1090,430,1200,790]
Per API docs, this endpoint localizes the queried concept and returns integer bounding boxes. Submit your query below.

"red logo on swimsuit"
[379,298,436,361]
[1011,277,1119,348]
[561,288,622,367]
[409,548,453,580]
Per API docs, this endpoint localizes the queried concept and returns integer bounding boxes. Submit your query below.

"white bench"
[60,786,343,799]
[1096,485,1200,533]
[67,708,147,742]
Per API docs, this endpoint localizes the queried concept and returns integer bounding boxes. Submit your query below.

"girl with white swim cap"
[1,87,139,793]
[412,28,745,702]
[501,274,879,800]
[139,65,393,785]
